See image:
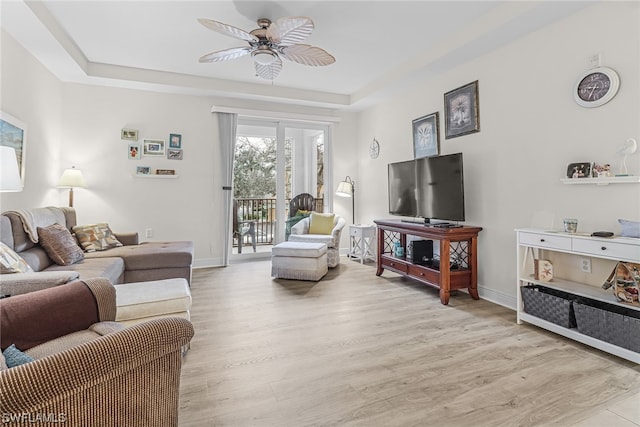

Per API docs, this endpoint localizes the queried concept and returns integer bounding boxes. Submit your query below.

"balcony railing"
[234,197,324,247]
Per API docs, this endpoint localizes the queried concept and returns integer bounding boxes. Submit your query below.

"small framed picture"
[444,80,480,139]
[136,166,151,175]
[156,169,176,175]
[128,143,141,160]
[121,128,138,141]
[143,139,165,156]
[592,163,611,178]
[167,148,183,160]
[412,112,440,159]
[169,133,182,148]
[566,162,591,178]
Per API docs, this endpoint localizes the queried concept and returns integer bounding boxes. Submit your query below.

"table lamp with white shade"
[57,166,87,207]
[0,146,23,192]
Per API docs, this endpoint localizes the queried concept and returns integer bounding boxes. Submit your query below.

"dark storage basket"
[521,285,577,328]
[573,300,640,353]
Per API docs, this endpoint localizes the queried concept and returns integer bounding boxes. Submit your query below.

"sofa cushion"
[3,344,34,368]
[115,279,191,322]
[289,233,336,248]
[37,223,84,266]
[0,271,80,297]
[0,242,34,273]
[619,219,640,238]
[25,322,125,360]
[73,223,123,252]
[86,241,193,270]
[308,212,335,235]
[45,257,125,285]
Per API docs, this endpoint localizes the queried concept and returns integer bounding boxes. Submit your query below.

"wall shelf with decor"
[131,174,179,179]
[561,176,640,185]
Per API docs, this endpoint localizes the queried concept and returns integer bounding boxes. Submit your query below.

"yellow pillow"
[308,213,335,235]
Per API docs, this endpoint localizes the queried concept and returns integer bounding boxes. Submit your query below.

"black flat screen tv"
[388,159,418,217]
[387,153,465,222]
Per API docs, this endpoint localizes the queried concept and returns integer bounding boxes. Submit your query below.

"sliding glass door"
[232,118,332,258]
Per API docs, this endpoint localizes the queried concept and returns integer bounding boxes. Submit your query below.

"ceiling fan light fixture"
[252,49,277,65]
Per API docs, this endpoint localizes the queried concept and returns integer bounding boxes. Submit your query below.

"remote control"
[591,231,614,238]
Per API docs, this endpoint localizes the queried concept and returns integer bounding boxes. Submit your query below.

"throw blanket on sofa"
[4,207,66,243]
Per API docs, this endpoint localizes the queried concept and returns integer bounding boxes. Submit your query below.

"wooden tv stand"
[374,219,482,305]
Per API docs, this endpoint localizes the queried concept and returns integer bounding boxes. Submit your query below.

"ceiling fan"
[197,16,335,80]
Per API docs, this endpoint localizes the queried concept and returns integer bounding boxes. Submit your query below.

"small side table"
[348,225,376,264]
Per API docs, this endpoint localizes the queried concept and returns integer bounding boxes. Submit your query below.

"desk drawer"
[381,257,408,274]
[519,232,572,251]
[572,239,640,261]
[407,264,439,284]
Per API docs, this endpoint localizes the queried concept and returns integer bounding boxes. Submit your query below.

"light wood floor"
[179,259,640,426]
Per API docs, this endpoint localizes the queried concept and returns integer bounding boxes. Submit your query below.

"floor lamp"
[0,146,23,192]
[57,166,87,207]
[335,176,355,224]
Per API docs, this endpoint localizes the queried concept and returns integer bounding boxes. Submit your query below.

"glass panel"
[233,120,330,256]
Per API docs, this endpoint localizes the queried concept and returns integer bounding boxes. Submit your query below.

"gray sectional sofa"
[0,207,193,296]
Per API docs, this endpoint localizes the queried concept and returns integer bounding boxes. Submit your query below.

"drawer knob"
[601,246,607,251]
[540,239,545,242]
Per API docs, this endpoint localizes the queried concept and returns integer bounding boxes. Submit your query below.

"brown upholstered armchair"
[0,278,193,426]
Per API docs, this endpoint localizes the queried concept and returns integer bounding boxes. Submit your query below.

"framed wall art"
[128,143,141,160]
[169,133,182,149]
[136,166,151,175]
[167,149,183,160]
[412,112,440,159]
[143,139,165,156]
[444,80,480,139]
[566,162,591,178]
[121,128,138,141]
[0,111,27,184]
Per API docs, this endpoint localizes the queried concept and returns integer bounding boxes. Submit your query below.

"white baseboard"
[193,257,224,268]
[478,285,516,310]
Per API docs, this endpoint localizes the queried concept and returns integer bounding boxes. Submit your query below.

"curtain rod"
[210,105,341,123]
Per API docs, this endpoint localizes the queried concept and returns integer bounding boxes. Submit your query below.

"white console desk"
[516,228,640,363]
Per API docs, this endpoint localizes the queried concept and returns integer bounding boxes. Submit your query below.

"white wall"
[0,31,63,211]
[1,30,357,267]
[3,3,637,302]
[355,2,640,307]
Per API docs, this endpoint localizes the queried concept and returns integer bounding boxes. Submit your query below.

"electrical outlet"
[145,228,153,238]
[580,257,591,273]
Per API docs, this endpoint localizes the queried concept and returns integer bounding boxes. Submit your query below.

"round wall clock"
[574,66,620,108]
[369,138,380,159]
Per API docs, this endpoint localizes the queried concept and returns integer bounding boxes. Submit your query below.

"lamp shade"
[0,146,23,192]
[335,180,353,198]
[57,167,87,188]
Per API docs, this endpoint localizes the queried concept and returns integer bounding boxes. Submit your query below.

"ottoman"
[114,278,192,326]
[271,241,328,281]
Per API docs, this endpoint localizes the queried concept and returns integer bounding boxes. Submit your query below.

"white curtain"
[216,112,238,266]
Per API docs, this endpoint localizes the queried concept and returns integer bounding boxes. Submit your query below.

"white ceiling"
[1,0,593,111]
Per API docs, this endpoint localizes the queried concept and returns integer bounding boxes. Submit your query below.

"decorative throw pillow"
[37,223,84,266]
[619,219,640,238]
[73,223,123,252]
[308,212,335,235]
[3,344,34,368]
[0,242,34,274]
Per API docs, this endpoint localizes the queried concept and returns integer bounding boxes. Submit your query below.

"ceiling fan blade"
[199,47,252,63]
[267,16,314,45]
[198,18,258,43]
[280,44,335,66]
[254,56,283,80]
